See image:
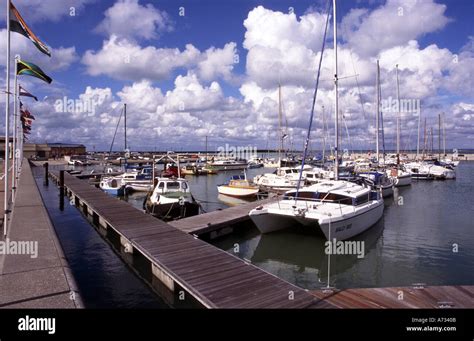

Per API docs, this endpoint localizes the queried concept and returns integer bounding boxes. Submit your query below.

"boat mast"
[422,117,427,160]
[430,127,433,154]
[124,103,127,151]
[278,83,283,164]
[395,64,401,163]
[442,113,446,156]
[438,113,441,161]
[416,108,421,160]
[124,103,127,167]
[321,105,326,162]
[333,0,339,181]
[375,60,380,162]
[205,135,208,161]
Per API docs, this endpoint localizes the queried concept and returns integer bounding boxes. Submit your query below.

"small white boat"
[144,178,200,220]
[99,177,125,196]
[124,181,154,193]
[358,171,394,198]
[207,159,248,171]
[217,174,259,198]
[386,167,412,187]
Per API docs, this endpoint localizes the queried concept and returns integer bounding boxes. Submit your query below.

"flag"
[9,1,51,57]
[19,86,38,101]
[17,60,52,84]
[21,108,35,121]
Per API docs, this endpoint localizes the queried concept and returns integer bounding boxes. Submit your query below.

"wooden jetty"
[0,160,82,308]
[309,285,474,309]
[169,197,277,237]
[49,170,316,308]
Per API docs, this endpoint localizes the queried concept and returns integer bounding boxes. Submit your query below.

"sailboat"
[254,84,304,191]
[249,0,384,240]
[377,62,411,187]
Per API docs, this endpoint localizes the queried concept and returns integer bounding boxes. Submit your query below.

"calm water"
[33,166,168,308]
[63,160,474,292]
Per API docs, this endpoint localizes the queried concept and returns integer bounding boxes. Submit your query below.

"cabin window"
[317,192,353,205]
[158,182,164,189]
[182,182,188,190]
[167,182,180,190]
[284,191,317,200]
[354,195,369,206]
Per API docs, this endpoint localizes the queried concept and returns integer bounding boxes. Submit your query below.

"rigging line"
[295,0,332,199]
[348,48,367,121]
[109,106,124,156]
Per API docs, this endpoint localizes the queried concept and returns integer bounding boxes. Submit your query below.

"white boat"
[99,177,125,196]
[207,159,248,171]
[263,158,280,168]
[405,161,455,180]
[217,174,260,198]
[253,173,304,193]
[385,167,412,187]
[358,171,394,198]
[144,178,200,220]
[124,181,154,192]
[303,167,334,184]
[249,180,384,240]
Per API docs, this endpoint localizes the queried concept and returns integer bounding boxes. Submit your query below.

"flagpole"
[4,0,11,237]
[11,55,18,199]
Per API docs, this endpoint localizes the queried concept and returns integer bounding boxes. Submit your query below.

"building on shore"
[21,142,86,160]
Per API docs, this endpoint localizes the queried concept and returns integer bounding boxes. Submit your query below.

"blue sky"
[1,0,473,151]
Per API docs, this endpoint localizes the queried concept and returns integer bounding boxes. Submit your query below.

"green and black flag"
[17,60,52,84]
[9,1,51,57]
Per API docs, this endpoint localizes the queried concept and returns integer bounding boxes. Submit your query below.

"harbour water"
[121,161,474,290]
[49,159,474,301]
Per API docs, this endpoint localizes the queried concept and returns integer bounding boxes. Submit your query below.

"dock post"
[59,170,64,211]
[43,162,49,186]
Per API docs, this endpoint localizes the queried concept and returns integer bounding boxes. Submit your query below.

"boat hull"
[145,201,200,221]
[217,185,259,198]
[394,174,412,187]
[101,186,125,196]
[250,200,384,240]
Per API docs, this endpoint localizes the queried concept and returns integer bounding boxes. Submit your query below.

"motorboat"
[217,174,260,198]
[99,177,125,196]
[207,159,248,171]
[144,178,200,220]
[385,167,412,187]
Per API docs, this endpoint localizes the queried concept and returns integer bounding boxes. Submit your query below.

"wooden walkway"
[0,160,82,308]
[49,171,317,309]
[309,285,474,308]
[169,197,276,235]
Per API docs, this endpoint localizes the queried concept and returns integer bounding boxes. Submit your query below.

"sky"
[0,0,473,152]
